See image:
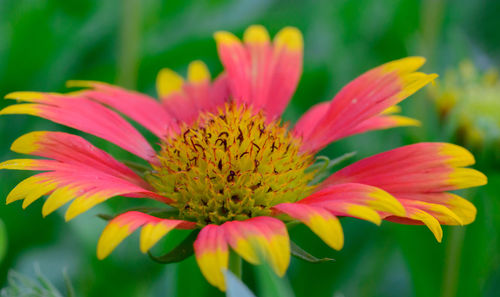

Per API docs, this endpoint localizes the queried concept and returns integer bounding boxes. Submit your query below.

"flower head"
[429,60,500,148]
[1,25,486,291]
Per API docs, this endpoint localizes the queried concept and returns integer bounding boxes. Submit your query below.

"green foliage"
[1,267,74,297]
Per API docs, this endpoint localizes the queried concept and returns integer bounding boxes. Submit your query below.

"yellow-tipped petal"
[307,213,344,250]
[346,204,382,225]
[0,159,38,170]
[213,31,241,46]
[367,188,406,217]
[382,57,427,74]
[243,25,270,44]
[390,115,422,127]
[439,143,476,167]
[42,187,79,217]
[156,68,184,98]
[381,105,402,115]
[11,131,47,154]
[97,222,132,259]
[196,251,228,291]
[65,194,108,221]
[4,91,45,101]
[0,104,41,116]
[274,27,303,51]
[139,223,174,253]
[187,61,211,84]
[397,73,438,100]
[265,234,290,277]
[410,209,443,242]
[448,168,488,189]
[446,193,476,225]
[22,181,57,209]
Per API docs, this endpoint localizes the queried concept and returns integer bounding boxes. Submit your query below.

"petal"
[67,81,177,138]
[1,132,172,220]
[385,208,444,242]
[97,211,195,259]
[158,61,229,124]
[294,57,437,152]
[10,131,143,182]
[194,225,228,291]
[215,25,303,119]
[300,183,406,218]
[322,143,486,193]
[321,143,486,240]
[222,217,290,276]
[2,92,156,162]
[273,203,344,250]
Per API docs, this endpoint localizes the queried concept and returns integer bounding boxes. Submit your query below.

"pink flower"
[1,25,486,291]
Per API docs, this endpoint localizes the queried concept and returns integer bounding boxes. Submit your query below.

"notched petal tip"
[274,26,303,51]
[243,25,270,44]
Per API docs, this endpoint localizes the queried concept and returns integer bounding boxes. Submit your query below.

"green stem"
[229,251,242,279]
[117,0,141,89]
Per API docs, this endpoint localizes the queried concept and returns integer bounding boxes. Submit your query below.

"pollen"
[146,104,315,225]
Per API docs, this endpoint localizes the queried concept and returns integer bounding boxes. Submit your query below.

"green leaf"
[290,241,335,263]
[224,270,256,297]
[148,230,199,264]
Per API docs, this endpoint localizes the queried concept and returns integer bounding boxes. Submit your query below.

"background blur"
[1,0,499,296]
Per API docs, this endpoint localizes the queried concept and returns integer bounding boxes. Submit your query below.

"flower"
[1,25,486,291]
[429,60,500,148]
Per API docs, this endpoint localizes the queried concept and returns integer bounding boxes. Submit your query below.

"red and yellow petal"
[294,57,437,152]
[215,25,302,119]
[97,211,195,259]
[273,203,343,250]
[222,217,290,276]
[2,92,156,162]
[194,225,228,291]
[323,143,487,193]
[301,183,406,219]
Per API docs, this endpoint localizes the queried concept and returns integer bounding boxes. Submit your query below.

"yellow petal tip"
[274,27,303,51]
[156,68,184,98]
[188,60,211,84]
[243,25,270,44]
[214,31,240,46]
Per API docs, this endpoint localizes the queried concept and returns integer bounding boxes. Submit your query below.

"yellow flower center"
[147,104,315,225]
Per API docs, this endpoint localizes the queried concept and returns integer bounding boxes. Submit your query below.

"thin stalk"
[229,251,242,279]
[117,0,141,89]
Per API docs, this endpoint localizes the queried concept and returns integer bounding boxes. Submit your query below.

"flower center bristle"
[146,104,315,225]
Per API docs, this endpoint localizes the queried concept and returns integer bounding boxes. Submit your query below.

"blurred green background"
[0,0,499,296]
